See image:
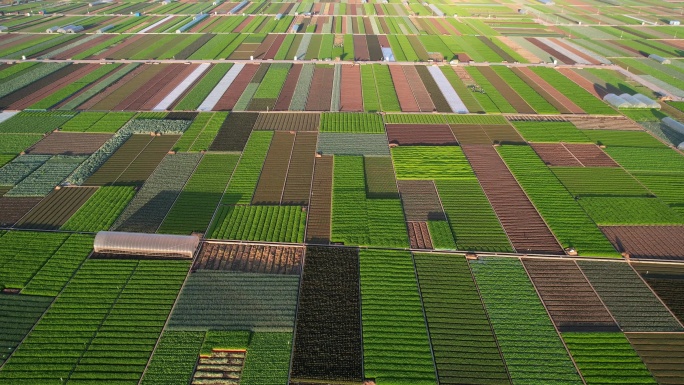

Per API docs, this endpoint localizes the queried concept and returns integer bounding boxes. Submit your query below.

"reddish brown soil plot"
[84,64,167,111]
[214,64,260,111]
[51,35,111,60]
[386,124,457,146]
[531,143,582,167]
[282,132,317,205]
[526,38,576,64]
[563,143,617,167]
[626,333,684,384]
[15,187,97,230]
[263,34,286,60]
[463,145,564,254]
[0,197,42,228]
[114,63,184,110]
[407,221,433,249]
[403,65,435,112]
[340,65,363,112]
[305,66,334,111]
[25,132,112,156]
[194,242,304,274]
[601,226,684,260]
[512,67,583,114]
[523,259,619,331]
[253,112,320,131]
[478,66,535,114]
[253,34,279,59]
[274,64,302,111]
[388,65,420,112]
[114,135,179,186]
[353,35,370,61]
[252,131,296,205]
[305,155,333,244]
[450,124,524,145]
[397,180,446,221]
[0,64,83,109]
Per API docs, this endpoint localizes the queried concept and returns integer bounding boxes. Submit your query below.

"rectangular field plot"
[578,261,683,332]
[386,124,457,146]
[209,112,259,152]
[194,243,303,274]
[168,270,299,331]
[252,131,295,205]
[15,186,97,230]
[601,226,684,261]
[291,246,363,383]
[317,133,389,156]
[414,253,510,385]
[562,333,656,385]
[470,257,583,384]
[61,186,135,232]
[360,250,435,385]
[398,180,445,221]
[208,205,306,243]
[0,196,42,227]
[626,333,684,384]
[578,197,684,226]
[253,112,320,131]
[523,259,619,332]
[306,155,333,244]
[139,331,205,385]
[5,155,86,197]
[552,167,651,197]
[392,146,472,180]
[24,132,112,156]
[0,293,53,366]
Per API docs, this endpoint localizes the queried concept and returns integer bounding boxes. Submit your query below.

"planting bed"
[15,186,97,230]
[305,155,333,244]
[253,112,320,131]
[291,246,363,383]
[601,226,684,260]
[407,221,433,249]
[281,131,317,205]
[523,259,619,332]
[626,333,684,384]
[24,132,112,156]
[386,124,457,146]
[252,131,295,205]
[194,242,303,274]
[397,180,445,221]
[209,112,259,152]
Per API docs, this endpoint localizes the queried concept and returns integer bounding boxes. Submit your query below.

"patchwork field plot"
[194,242,303,274]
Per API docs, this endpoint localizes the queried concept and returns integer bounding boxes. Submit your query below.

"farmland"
[1,0,684,382]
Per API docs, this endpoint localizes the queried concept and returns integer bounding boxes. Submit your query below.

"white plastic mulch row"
[427,66,468,114]
[153,63,211,111]
[0,110,20,124]
[197,63,245,111]
[381,47,395,62]
[139,15,174,33]
[538,38,591,65]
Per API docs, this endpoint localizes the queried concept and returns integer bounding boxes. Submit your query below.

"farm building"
[603,94,631,109]
[649,54,671,64]
[94,231,200,258]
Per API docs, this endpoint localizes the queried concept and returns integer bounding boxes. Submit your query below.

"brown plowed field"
[408,221,433,249]
[116,63,183,110]
[7,64,98,110]
[563,143,618,167]
[194,242,304,274]
[450,124,491,145]
[282,132,317,205]
[253,34,278,59]
[0,197,42,227]
[274,64,302,111]
[88,64,168,111]
[601,226,684,260]
[565,115,641,130]
[353,35,370,61]
[531,143,583,167]
[523,259,619,331]
[557,68,603,100]
[52,35,111,60]
[397,180,445,221]
[209,112,259,152]
[263,34,286,60]
[25,132,112,156]
[305,155,333,244]
[253,112,320,131]
[478,66,535,114]
[402,66,435,112]
[214,64,260,111]
[252,131,296,205]
[114,135,179,186]
[463,145,564,254]
[0,64,82,109]
[229,42,260,60]
[512,67,577,114]
[75,64,146,110]
[140,64,199,110]
[84,135,154,186]
[416,65,451,113]
[386,124,457,146]
[305,66,334,111]
[527,38,575,64]
[340,65,363,112]
[366,35,383,61]
[626,333,684,384]
[388,65,420,112]
[15,187,97,230]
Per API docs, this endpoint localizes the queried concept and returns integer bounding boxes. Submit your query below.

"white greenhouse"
[619,94,647,108]
[94,231,200,259]
[632,94,660,109]
[663,117,684,135]
[603,94,631,109]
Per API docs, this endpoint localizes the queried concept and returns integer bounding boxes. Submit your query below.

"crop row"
[0,111,75,134]
[208,204,306,243]
[320,112,384,133]
[60,186,135,232]
[6,155,86,197]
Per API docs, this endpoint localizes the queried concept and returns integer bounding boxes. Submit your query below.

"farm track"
[194,242,303,274]
[340,64,363,112]
[15,186,97,230]
[463,145,564,255]
[252,131,296,205]
[386,124,457,146]
[407,221,433,249]
[282,132,317,205]
[305,155,333,244]
[25,132,112,156]
[523,259,619,332]
[397,180,445,221]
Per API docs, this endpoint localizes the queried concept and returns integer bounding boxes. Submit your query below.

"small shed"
[94,231,201,259]
[649,54,671,64]
[670,20,680,25]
